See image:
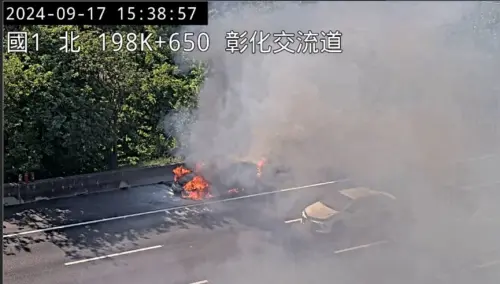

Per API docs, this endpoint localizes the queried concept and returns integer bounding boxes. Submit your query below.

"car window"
[320,191,353,211]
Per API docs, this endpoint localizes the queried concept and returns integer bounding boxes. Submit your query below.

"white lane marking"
[461,180,500,191]
[284,218,302,224]
[189,281,208,284]
[64,245,163,266]
[482,1,500,5]
[4,179,348,238]
[459,153,499,163]
[474,259,500,270]
[334,240,388,254]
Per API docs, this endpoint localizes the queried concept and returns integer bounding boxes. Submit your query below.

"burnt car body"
[169,171,197,194]
[168,161,271,199]
[300,187,398,234]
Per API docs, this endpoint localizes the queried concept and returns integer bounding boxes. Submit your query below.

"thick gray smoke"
[172,1,499,186]
[165,2,500,283]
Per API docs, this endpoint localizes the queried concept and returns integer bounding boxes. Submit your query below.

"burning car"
[300,187,397,234]
[169,158,268,201]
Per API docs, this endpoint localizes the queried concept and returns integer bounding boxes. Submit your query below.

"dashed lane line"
[334,240,389,254]
[64,245,163,266]
[474,259,500,270]
[4,179,348,238]
[284,218,302,224]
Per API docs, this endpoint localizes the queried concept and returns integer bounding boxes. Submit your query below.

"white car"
[300,187,397,234]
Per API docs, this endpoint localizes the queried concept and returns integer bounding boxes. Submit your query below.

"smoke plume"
[165,2,500,283]
[172,2,499,188]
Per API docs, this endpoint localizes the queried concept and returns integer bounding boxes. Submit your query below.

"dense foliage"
[4,25,205,182]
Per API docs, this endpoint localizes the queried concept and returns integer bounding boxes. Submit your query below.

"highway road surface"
[5,178,500,284]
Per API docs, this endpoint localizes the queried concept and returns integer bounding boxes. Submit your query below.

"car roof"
[341,187,397,200]
[339,187,380,200]
[320,187,396,211]
[320,191,354,211]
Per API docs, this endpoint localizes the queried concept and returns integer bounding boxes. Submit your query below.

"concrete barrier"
[3,163,182,206]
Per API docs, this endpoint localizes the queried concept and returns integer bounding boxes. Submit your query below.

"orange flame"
[173,166,191,182]
[256,157,266,177]
[182,175,211,200]
[184,176,209,191]
[174,159,264,201]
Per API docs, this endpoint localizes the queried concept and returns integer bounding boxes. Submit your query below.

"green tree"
[3,25,204,182]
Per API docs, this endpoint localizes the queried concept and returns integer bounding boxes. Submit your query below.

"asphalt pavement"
[3,178,355,284]
[4,176,500,284]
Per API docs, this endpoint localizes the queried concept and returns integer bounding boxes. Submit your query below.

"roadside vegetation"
[4,25,204,182]
[2,2,293,183]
